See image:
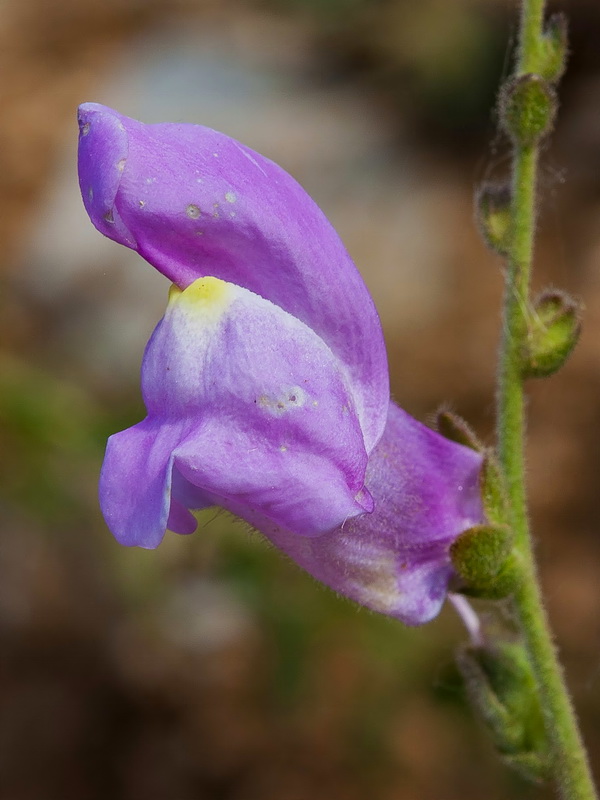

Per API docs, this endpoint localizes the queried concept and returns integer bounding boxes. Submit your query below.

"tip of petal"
[77,102,136,248]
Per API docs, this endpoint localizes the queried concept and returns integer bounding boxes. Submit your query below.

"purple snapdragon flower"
[78,103,484,625]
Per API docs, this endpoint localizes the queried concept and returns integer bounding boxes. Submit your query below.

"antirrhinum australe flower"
[78,102,485,625]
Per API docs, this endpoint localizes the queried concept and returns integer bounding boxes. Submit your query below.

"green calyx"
[523,289,582,378]
[450,523,519,599]
[500,74,557,147]
[442,439,518,597]
[457,642,549,782]
[436,409,482,451]
[480,453,509,527]
[476,182,512,256]
[453,453,516,598]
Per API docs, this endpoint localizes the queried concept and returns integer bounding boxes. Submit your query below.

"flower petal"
[77,102,388,452]
[100,418,180,548]
[100,420,216,547]
[101,275,374,546]
[77,107,134,247]
[253,402,485,625]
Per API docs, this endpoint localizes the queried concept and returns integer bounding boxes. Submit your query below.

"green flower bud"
[475,182,512,255]
[457,641,549,782]
[523,289,582,378]
[538,13,568,83]
[500,74,557,147]
[504,751,549,783]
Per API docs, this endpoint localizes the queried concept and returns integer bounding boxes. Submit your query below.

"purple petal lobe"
[166,498,198,536]
[77,105,134,247]
[101,276,373,546]
[255,403,485,626]
[77,102,388,452]
[99,418,180,548]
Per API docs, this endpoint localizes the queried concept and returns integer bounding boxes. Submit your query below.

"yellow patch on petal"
[168,283,183,302]
[169,277,233,323]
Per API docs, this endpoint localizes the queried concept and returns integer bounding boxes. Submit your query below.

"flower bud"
[500,74,557,147]
[504,752,549,784]
[538,13,568,83]
[475,182,512,256]
[457,641,549,782]
[523,289,582,378]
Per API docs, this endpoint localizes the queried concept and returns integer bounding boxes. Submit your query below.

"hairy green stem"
[496,2,597,798]
[517,0,545,75]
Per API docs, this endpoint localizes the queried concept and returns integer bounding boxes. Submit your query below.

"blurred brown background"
[1,0,600,798]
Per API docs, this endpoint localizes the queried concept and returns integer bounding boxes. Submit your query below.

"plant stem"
[517,0,545,75]
[496,2,597,798]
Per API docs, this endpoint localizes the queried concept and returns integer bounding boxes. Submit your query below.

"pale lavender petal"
[77,108,134,247]
[448,594,484,646]
[100,421,214,546]
[99,418,181,548]
[166,497,198,536]
[173,416,371,537]
[101,275,373,546]
[77,102,388,452]
[253,403,485,626]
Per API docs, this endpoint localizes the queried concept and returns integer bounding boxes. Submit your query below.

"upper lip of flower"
[78,103,136,248]
[77,101,390,454]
